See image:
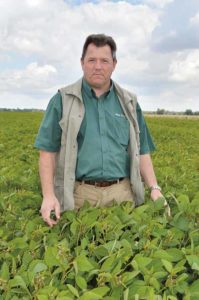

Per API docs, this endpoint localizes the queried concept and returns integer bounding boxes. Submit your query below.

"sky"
[0,0,199,111]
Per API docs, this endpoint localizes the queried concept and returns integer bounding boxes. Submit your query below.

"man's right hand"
[40,196,61,227]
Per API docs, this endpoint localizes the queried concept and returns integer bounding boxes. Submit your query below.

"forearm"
[39,150,56,198]
[139,153,158,188]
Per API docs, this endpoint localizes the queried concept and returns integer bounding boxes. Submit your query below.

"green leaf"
[81,237,89,249]
[44,246,60,268]
[189,279,199,296]
[103,240,121,253]
[81,209,100,227]
[120,239,132,251]
[57,290,76,299]
[22,251,33,270]
[162,259,173,273]
[33,262,48,273]
[75,274,87,290]
[172,214,190,232]
[67,284,79,297]
[36,286,58,297]
[9,236,28,249]
[186,255,199,271]
[9,275,31,296]
[134,204,149,215]
[28,260,48,282]
[148,286,156,300]
[149,277,160,291]
[70,220,80,235]
[112,259,122,275]
[9,275,27,289]
[123,288,129,300]
[57,297,73,300]
[153,250,173,261]
[100,254,117,272]
[93,245,109,258]
[79,287,110,300]
[153,197,165,210]
[64,210,77,222]
[0,262,10,281]
[166,248,184,262]
[122,271,140,285]
[128,280,147,298]
[176,273,189,283]
[37,296,48,300]
[134,254,152,269]
[177,194,190,211]
[75,255,95,272]
[153,271,168,279]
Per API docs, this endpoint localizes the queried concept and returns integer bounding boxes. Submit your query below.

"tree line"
[0,108,199,115]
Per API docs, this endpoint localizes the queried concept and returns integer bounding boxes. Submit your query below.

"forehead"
[84,43,112,58]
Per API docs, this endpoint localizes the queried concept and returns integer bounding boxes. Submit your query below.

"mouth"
[93,74,103,77]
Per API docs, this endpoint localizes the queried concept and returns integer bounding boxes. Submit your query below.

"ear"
[113,59,117,69]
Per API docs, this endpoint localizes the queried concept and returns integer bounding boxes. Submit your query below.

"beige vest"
[54,78,144,211]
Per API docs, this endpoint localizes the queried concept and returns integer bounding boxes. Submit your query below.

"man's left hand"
[151,190,171,217]
[150,189,163,201]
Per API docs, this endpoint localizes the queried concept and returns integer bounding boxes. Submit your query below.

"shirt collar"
[82,78,114,99]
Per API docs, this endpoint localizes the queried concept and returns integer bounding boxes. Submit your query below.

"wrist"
[150,184,161,192]
[42,192,56,200]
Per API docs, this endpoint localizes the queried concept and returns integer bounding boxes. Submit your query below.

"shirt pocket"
[108,113,130,147]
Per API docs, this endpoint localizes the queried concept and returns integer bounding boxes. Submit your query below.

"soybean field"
[0,112,198,300]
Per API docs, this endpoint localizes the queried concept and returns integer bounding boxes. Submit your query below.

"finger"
[55,203,61,220]
[164,200,168,207]
[163,200,171,215]
[41,209,55,227]
[43,216,57,227]
[41,208,50,219]
[167,206,171,217]
[164,203,171,217]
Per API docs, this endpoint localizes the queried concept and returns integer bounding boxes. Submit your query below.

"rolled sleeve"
[136,103,156,155]
[34,92,62,152]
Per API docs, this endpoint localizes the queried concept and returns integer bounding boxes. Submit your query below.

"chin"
[90,80,104,87]
[92,83,104,88]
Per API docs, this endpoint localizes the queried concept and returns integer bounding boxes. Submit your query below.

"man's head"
[81,34,117,61]
[81,34,117,94]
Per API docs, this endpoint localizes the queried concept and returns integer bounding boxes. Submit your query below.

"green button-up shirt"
[35,79,155,180]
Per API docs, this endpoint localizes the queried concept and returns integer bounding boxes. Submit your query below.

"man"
[35,34,164,227]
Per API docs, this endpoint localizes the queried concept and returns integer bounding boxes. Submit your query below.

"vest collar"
[62,78,137,108]
[113,81,136,106]
[63,78,83,102]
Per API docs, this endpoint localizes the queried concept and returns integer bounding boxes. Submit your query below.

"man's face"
[81,43,117,91]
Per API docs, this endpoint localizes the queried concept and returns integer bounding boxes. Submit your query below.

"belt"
[77,178,124,187]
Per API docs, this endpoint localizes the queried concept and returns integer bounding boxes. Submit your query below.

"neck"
[91,82,112,97]
[93,88,107,97]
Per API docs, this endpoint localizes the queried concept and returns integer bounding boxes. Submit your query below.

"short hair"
[81,34,117,61]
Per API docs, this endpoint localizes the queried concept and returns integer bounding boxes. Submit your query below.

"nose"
[94,60,102,69]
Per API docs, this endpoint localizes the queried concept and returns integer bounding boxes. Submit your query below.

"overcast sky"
[0,0,199,111]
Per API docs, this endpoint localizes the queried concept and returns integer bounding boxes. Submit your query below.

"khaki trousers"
[74,178,134,210]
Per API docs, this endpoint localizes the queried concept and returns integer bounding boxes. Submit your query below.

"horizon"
[1,107,198,114]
